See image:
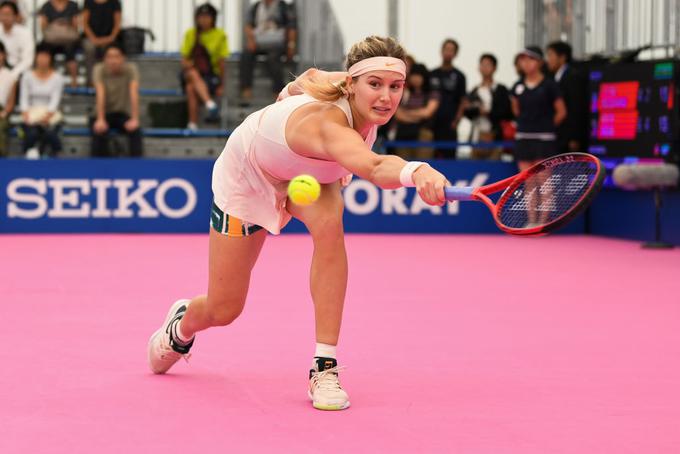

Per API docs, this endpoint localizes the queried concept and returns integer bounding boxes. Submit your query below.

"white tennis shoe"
[308,357,350,411]
[147,299,194,374]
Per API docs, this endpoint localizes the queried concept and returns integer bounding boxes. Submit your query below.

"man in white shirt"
[0,0,34,80]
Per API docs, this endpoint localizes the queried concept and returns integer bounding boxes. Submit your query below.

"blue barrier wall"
[1,158,677,243]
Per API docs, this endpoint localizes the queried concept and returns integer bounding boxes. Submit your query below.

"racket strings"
[498,161,599,230]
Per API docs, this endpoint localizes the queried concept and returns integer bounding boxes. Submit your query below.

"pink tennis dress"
[212,94,377,234]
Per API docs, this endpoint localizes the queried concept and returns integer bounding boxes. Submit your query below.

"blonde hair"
[298,36,406,102]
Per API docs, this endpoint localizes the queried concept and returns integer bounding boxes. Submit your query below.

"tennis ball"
[288,175,321,206]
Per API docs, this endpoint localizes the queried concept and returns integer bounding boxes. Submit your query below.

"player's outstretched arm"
[320,113,448,206]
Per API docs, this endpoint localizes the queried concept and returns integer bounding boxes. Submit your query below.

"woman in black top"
[82,0,122,85]
[510,46,566,171]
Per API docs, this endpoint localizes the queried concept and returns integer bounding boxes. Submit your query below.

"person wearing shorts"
[510,46,566,172]
[147,36,450,411]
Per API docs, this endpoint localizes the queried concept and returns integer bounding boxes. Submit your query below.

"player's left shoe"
[308,357,350,411]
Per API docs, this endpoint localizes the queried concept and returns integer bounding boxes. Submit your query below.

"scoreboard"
[588,60,678,160]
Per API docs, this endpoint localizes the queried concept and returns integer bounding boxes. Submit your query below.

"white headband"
[347,56,406,78]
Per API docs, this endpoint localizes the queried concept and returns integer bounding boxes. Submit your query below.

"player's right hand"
[413,165,449,206]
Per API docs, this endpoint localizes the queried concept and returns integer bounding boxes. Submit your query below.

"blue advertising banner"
[0,159,591,234]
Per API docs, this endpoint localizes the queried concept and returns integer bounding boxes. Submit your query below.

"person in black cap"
[510,46,566,171]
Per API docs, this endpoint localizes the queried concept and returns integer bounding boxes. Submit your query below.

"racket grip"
[444,186,475,201]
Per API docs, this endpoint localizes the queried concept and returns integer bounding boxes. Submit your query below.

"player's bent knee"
[308,214,344,242]
[205,302,245,327]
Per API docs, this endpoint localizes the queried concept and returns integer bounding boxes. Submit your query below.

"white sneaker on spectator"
[25,148,40,160]
[187,122,198,132]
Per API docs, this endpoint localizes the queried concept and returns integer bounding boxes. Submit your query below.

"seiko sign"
[343,173,489,216]
[6,178,198,219]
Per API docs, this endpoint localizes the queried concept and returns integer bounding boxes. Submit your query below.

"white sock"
[173,319,194,344]
[314,342,337,359]
[206,100,217,110]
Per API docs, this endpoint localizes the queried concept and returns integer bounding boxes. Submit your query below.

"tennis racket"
[444,153,605,235]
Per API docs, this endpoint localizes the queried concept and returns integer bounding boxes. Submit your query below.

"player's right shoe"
[308,357,350,411]
[147,299,195,374]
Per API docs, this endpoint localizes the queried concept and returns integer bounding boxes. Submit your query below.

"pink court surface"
[2,233,680,453]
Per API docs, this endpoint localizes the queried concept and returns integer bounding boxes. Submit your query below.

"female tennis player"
[148,36,449,411]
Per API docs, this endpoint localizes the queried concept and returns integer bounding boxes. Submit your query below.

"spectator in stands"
[430,38,466,159]
[510,46,566,171]
[465,53,513,160]
[82,0,121,85]
[0,41,17,156]
[39,0,81,87]
[5,0,26,23]
[393,63,440,159]
[180,3,227,130]
[240,0,297,104]
[546,41,588,153]
[0,0,34,80]
[91,44,143,157]
[19,44,65,159]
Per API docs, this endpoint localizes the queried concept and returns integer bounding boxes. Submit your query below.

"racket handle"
[444,186,475,201]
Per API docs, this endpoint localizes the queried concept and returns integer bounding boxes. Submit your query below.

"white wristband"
[399,161,428,187]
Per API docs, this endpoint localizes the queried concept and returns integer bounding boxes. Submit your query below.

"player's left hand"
[413,165,449,206]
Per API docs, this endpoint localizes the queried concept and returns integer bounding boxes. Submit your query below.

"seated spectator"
[0,41,17,157]
[393,63,440,159]
[91,44,142,157]
[5,0,27,23]
[82,0,121,85]
[430,38,466,159]
[39,0,80,87]
[546,41,588,153]
[19,44,65,159]
[466,53,513,160]
[180,3,227,130]
[240,0,297,104]
[0,0,34,80]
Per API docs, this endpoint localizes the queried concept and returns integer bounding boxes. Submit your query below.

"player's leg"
[148,222,266,374]
[185,71,199,127]
[287,181,351,410]
[183,227,266,333]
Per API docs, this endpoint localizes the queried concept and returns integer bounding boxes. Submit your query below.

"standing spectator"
[19,44,65,159]
[180,3,227,130]
[91,44,142,157]
[0,41,17,156]
[393,63,440,159]
[39,0,81,87]
[430,38,466,159]
[0,0,34,80]
[466,53,513,160]
[82,0,121,85]
[510,46,566,171]
[240,0,297,104]
[546,41,588,153]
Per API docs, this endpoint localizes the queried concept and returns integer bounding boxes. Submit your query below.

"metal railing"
[24,0,343,63]
[24,0,239,54]
[521,0,680,59]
